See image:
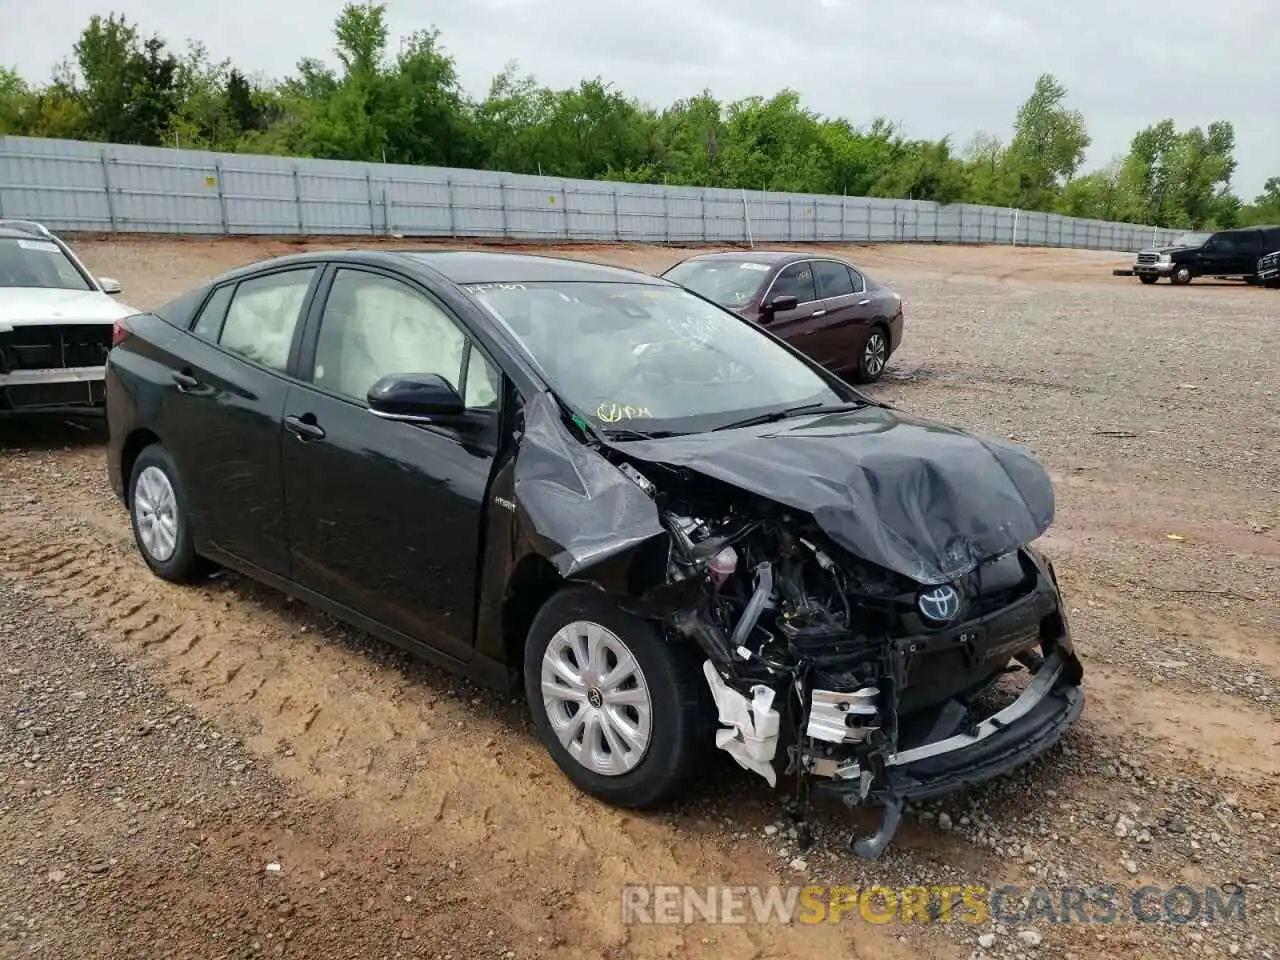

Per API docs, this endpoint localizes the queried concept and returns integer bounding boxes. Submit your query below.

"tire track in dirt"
[3,468,1279,956]
[0,489,937,959]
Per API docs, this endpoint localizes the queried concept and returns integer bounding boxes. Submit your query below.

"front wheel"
[1170,264,1194,285]
[524,587,710,808]
[1139,275,1158,285]
[853,326,890,383]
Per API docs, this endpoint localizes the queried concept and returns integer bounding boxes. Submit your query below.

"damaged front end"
[513,394,1084,858]
[656,497,1083,858]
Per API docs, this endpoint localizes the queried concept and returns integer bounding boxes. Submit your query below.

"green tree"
[1004,73,1091,209]
[0,67,32,134]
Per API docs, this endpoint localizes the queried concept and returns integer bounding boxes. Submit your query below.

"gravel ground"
[0,237,1277,959]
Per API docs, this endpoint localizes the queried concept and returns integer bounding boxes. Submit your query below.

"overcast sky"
[2,0,1275,198]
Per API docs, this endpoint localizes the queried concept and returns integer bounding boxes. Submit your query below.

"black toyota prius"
[104,250,1083,857]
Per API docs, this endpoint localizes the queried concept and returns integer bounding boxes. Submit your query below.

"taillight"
[111,318,128,347]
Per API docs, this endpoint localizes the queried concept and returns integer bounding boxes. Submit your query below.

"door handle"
[284,414,326,441]
[810,309,827,318]
[172,370,201,392]
[858,298,872,306]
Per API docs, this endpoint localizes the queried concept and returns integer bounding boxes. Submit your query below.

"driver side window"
[769,263,818,304]
[312,269,499,410]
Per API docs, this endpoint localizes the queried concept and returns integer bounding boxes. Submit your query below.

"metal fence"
[0,136,1180,251]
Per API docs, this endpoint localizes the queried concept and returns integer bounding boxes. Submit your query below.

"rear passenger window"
[218,268,316,373]
[191,284,234,341]
[847,266,866,293]
[814,260,854,298]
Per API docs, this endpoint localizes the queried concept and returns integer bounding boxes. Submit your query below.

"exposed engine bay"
[626,463,1083,858]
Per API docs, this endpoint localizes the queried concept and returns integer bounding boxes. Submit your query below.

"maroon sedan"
[660,251,904,383]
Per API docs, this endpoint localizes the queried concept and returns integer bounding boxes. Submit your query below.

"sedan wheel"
[855,328,889,383]
[524,587,710,808]
[128,444,206,583]
[134,466,178,563]
[541,620,653,776]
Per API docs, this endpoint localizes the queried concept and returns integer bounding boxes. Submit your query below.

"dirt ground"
[1,237,1277,960]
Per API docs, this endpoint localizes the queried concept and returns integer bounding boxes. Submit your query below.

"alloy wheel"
[864,331,888,378]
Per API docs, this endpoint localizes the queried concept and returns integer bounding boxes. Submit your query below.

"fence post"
[864,202,871,241]
[840,196,847,240]
[612,186,621,242]
[499,181,509,238]
[662,193,670,244]
[786,198,793,242]
[700,192,708,242]
[382,187,390,237]
[99,151,117,232]
[561,183,570,240]
[214,160,230,235]
[446,176,456,237]
[741,189,754,248]
[365,171,376,236]
[292,165,304,236]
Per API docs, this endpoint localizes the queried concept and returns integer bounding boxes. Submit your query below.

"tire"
[128,443,207,583]
[852,325,890,383]
[1170,264,1194,285]
[523,586,711,808]
[1139,275,1158,285]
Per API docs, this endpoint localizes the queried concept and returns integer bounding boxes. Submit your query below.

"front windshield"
[662,259,771,308]
[0,237,92,291]
[466,281,847,434]
[1173,232,1211,247]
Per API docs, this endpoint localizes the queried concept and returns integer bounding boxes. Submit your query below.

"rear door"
[1234,231,1263,273]
[807,258,873,370]
[280,265,502,662]
[165,264,320,577]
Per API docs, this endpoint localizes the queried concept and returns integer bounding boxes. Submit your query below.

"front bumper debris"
[811,649,1083,858]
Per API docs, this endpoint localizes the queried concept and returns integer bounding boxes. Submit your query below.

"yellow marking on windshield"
[596,402,652,423]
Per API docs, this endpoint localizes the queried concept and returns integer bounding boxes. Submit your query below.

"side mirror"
[98,277,122,294]
[367,373,464,422]
[760,294,798,320]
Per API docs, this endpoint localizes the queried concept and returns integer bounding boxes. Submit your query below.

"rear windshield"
[0,236,92,291]
[662,259,772,308]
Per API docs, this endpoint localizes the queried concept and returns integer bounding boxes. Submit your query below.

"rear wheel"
[128,444,207,583]
[1139,275,1158,285]
[853,326,890,383]
[1170,264,1194,285]
[523,587,709,808]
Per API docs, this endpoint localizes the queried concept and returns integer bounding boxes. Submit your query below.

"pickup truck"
[1133,225,1280,285]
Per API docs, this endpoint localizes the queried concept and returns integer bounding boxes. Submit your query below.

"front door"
[165,265,320,577]
[759,261,834,365]
[280,266,502,661]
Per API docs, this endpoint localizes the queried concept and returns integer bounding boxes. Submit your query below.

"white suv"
[0,220,138,417]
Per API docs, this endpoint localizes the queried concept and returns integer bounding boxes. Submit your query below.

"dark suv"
[1132,225,1280,285]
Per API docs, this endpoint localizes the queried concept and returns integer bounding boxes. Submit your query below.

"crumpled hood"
[617,404,1056,585]
[0,288,137,331]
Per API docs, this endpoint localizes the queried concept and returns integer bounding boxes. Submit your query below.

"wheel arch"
[501,553,567,675]
[120,427,163,505]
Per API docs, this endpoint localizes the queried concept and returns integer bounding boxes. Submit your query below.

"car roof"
[675,250,808,266]
[397,250,668,285]
[0,222,57,242]
[207,249,672,289]
[1217,225,1280,235]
